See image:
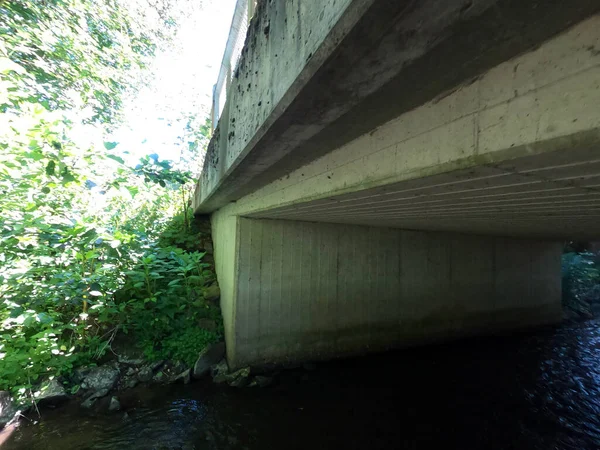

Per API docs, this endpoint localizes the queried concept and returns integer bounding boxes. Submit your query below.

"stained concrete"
[216,217,561,369]
[198,5,599,369]
[195,0,600,213]
[199,0,368,208]
[210,209,239,360]
[205,15,600,240]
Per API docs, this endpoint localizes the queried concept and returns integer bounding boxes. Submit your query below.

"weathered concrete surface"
[195,0,600,213]
[215,217,561,369]
[200,5,599,369]
[210,15,600,240]
[198,0,369,210]
[211,209,239,360]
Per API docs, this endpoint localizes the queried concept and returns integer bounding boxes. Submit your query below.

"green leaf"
[126,186,139,198]
[45,160,56,176]
[104,142,118,151]
[36,313,53,324]
[61,169,76,183]
[106,154,124,164]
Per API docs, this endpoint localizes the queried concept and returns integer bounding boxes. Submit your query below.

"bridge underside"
[219,148,598,369]
[199,12,600,369]
[250,145,600,240]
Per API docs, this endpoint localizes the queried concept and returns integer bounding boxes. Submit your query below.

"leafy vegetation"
[0,0,218,401]
[116,216,221,367]
[562,248,600,318]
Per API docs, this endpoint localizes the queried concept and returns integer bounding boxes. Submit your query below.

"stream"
[4,319,600,449]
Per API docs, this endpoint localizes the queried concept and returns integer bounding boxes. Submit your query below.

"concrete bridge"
[194,0,600,369]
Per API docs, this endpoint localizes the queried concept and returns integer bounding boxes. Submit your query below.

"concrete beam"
[195,0,600,213]
[209,15,600,240]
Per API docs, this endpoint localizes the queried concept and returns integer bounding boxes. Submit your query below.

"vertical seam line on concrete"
[334,224,341,344]
[492,237,497,312]
[287,222,293,349]
[398,229,403,327]
[257,220,263,354]
[232,215,241,360]
[308,222,314,344]
[528,240,534,305]
[321,225,326,345]
[278,220,283,347]
[449,235,454,311]
[475,77,481,155]
[298,221,305,353]
[316,223,321,343]
[243,219,251,354]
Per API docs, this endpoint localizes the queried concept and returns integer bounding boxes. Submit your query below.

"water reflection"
[6,320,600,449]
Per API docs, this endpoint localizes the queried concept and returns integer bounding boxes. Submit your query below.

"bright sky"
[111,0,237,162]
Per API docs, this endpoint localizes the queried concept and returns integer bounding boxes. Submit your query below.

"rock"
[81,395,97,409]
[203,284,220,302]
[197,318,217,332]
[209,360,251,387]
[35,379,68,406]
[161,360,187,377]
[137,366,153,382]
[193,342,225,379]
[227,368,251,388]
[0,391,19,428]
[248,375,274,388]
[81,365,119,394]
[73,366,92,384]
[211,359,230,384]
[108,396,121,412]
[81,385,113,409]
[119,375,139,390]
[152,371,165,383]
[79,371,114,408]
[118,356,144,366]
[171,369,191,385]
[150,361,165,372]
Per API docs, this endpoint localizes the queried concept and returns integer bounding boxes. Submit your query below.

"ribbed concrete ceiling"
[249,146,600,239]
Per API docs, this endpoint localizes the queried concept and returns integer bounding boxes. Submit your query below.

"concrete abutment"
[212,214,562,370]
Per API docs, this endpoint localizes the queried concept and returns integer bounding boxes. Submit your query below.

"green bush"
[115,236,223,367]
[562,251,600,316]
[144,328,219,367]
[0,0,217,403]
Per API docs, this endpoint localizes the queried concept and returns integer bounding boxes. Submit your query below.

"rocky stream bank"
[0,340,275,429]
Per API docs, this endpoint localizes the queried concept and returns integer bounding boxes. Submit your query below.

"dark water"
[5,319,600,450]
